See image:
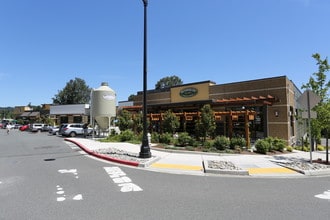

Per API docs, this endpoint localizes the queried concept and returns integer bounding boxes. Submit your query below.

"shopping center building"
[120,76,303,146]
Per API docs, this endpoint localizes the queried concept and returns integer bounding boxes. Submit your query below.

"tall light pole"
[139,0,151,158]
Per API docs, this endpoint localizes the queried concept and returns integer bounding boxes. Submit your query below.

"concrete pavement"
[65,137,330,177]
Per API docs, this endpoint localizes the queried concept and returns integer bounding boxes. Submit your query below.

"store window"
[73,116,82,123]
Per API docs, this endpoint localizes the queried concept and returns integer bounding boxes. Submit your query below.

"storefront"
[121,76,302,146]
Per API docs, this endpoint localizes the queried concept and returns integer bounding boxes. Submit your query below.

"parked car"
[14,124,22,129]
[60,123,93,137]
[42,125,51,132]
[48,126,60,135]
[31,123,45,132]
[19,124,29,131]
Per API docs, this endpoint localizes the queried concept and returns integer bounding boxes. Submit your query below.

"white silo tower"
[91,82,116,132]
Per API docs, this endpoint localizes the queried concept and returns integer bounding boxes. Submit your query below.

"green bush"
[159,132,173,145]
[272,137,286,152]
[204,140,214,149]
[213,136,230,151]
[317,145,325,151]
[264,137,274,151]
[255,139,270,154]
[119,129,135,142]
[177,132,193,147]
[230,137,246,149]
[286,145,293,152]
[302,146,310,152]
[151,132,160,143]
[264,136,286,152]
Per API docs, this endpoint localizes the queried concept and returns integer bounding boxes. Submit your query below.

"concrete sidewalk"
[65,138,330,177]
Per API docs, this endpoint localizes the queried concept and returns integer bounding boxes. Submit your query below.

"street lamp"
[139,0,151,158]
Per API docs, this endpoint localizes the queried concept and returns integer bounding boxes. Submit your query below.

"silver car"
[48,126,60,135]
[60,123,92,137]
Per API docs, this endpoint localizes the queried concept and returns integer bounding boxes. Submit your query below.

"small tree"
[162,110,180,134]
[195,104,216,143]
[117,110,133,131]
[302,53,330,152]
[132,112,143,134]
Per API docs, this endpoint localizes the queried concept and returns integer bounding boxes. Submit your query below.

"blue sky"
[1,0,329,107]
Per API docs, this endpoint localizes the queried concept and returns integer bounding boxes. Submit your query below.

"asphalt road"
[1,129,330,220]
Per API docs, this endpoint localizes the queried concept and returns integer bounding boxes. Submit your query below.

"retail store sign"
[179,87,198,98]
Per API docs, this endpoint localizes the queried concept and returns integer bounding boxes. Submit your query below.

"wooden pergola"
[120,95,278,147]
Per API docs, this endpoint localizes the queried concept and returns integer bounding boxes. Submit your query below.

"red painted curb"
[64,138,139,167]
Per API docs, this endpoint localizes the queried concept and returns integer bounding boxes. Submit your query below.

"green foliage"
[159,132,173,145]
[128,94,136,101]
[286,145,293,152]
[301,53,330,147]
[302,146,310,152]
[200,140,216,152]
[302,53,330,102]
[155,75,183,90]
[132,112,143,134]
[162,110,180,134]
[213,136,230,151]
[176,132,193,147]
[117,110,133,131]
[118,129,135,142]
[264,137,286,152]
[272,137,286,152]
[151,132,160,143]
[52,77,91,104]
[230,137,246,149]
[185,146,196,151]
[317,145,325,151]
[195,104,216,143]
[255,139,270,154]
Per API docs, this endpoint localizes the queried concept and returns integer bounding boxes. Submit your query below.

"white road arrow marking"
[315,190,330,200]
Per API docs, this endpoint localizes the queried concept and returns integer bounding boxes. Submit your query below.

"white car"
[60,123,93,137]
[31,123,45,132]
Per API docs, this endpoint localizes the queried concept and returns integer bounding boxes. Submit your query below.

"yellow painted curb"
[150,163,203,171]
[248,167,296,174]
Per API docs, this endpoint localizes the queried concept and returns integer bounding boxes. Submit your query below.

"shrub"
[159,132,173,145]
[151,132,160,143]
[272,137,286,152]
[177,132,193,147]
[264,137,274,151]
[185,146,195,151]
[264,136,286,152]
[230,137,246,149]
[213,136,230,151]
[286,145,293,152]
[204,140,214,149]
[118,129,135,142]
[255,139,270,154]
[302,146,310,152]
[317,145,325,151]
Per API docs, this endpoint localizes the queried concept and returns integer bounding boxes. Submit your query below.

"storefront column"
[245,110,250,147]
